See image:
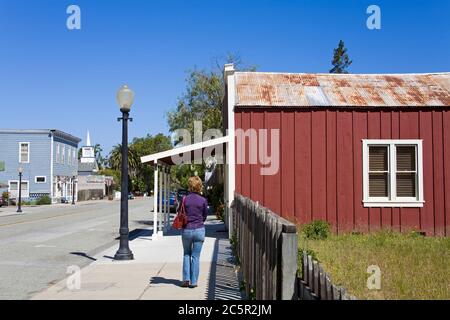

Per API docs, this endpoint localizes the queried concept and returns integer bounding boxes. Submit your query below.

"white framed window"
[8,180,30,198]
[19,142,30,163]
[35,176,47,184]
[61,145,65,164]
[56,143,60,163]
[363,139,424,207]
[68,148,71,165]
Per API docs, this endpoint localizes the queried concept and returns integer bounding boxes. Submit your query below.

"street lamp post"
[72,176,76,205]
[114,85,134,261]
[17,166,23,213]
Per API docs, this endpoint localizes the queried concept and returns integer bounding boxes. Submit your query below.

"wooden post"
[307,255,313,293]
[325,273,333,300]
[319,266,327,300]
[280,230,298,300]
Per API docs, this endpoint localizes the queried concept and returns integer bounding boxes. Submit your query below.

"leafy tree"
[330,40,352,74]
[130,133,172,193]
[104,134,172,194]
[167,54,256,141]
[167,54,255,189]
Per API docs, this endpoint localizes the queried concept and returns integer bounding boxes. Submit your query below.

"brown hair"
[188,176,203,193]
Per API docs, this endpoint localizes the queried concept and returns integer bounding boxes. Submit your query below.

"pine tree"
[330,40,352,74]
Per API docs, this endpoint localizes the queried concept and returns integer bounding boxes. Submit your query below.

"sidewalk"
[32,218,243,300]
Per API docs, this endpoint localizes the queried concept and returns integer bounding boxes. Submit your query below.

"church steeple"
[80,130,95,163]
[86,130,91,147]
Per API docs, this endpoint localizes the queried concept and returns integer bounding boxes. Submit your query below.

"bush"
[36,195,52,205]
[215,203,225,222]
[302,220,331,240]
[2,191,8,201]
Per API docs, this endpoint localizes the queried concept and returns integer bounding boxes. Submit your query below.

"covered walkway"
[140,136,232,240]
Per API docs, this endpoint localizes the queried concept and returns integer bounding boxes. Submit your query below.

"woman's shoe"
[181,281,190,288]
[189,284,198,289]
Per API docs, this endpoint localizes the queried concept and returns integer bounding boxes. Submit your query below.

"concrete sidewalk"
[32,218,242,300]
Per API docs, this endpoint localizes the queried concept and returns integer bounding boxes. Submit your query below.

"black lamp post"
[72,176,76,205]
[17,166,24,213]
[114,85,134,261]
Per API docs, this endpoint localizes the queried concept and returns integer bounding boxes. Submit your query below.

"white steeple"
[80,130,95,163]
[86,130,92,147]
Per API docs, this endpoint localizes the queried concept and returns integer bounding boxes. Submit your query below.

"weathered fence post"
[232,193,299,300]
[280,226,298,300]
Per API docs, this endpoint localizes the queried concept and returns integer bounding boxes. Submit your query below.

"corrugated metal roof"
[234,72,450,107]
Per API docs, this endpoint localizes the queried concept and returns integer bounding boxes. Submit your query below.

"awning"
[140,136,229,165]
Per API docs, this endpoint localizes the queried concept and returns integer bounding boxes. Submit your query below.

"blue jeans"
[181,227,205,286]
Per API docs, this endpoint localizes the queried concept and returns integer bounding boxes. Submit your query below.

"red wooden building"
[225,66,450,236]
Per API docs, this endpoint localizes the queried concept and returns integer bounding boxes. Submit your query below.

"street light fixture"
[17,166,24,213]
[113,85,134,261]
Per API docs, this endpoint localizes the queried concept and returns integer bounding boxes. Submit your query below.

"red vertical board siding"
[399,112,421,231]
[235,108,448,235]
[391,112,401,231]
[235,112,242,194]
[336,111,354,232]
[281,112,295,220]
[353,111,369,233]
[419,111,435,235]
[367,112,382,232]
[241,112,251,198]
[380,111,393,229]
[326,111,338,232]
[443,111,450,236]
[311,111,327,222]
[263,112,281,215]
[250,112,264,204]
[432,111,445,236]
[294,111,312,225]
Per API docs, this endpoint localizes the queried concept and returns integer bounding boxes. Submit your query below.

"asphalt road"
[0,197,154,300]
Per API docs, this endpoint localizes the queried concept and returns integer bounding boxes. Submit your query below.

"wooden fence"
[298,251,357,300]
[232,193,298,300]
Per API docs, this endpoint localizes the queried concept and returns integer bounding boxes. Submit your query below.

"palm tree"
[108,144,140,176]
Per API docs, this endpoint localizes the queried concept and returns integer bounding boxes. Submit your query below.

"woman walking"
[180,176,208,288]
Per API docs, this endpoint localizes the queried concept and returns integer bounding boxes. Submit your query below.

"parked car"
[177,189,188,203]
[157,191,178,212]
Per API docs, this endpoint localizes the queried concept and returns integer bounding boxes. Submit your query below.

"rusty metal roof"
[234,72,450,107]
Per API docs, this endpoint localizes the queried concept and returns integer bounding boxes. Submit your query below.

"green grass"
[298,231,450,300]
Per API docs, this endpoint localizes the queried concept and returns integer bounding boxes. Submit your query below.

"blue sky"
[1,0,449,155]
